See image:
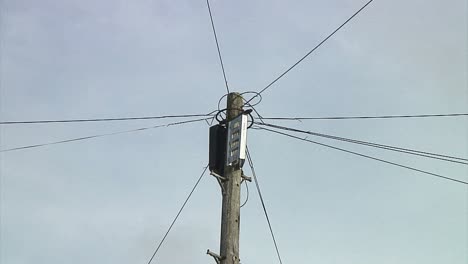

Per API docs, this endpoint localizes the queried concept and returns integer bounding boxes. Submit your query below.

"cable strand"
[1,118,210,152]
[244,0,374,106]
[206,0,230,94]
[246,147,284,264]
[0,113,215,125]
[261,113,468,121]
[240,181,249,208]
[256,127,468,185]
[146,165,209,264]
[255,122,468,164]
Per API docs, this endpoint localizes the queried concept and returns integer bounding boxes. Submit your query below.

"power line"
[146,165,208,264]
[255,122,468,165]
[261,113,468,121]
[0,113,214,125]
[206,0,230,94]
[0,118,210,152]
[256,127,468,185]
[244,0,374,106]
[246,147,284,264]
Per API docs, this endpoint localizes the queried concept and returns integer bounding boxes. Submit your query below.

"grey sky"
[1,0,467,263]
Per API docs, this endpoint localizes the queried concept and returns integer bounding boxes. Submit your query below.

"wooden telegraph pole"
[208,92,248,264]
[219,92,243,264]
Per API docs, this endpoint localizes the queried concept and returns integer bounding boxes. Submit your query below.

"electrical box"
[226,114,248,167]
[209,124,227,176]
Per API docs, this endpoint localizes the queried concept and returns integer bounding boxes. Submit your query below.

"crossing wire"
[206,0,230,94]
[256,126,468,185]
[261,113,468,121]
[146,165,209,264]
[1,118,210,152]
[254,122,468,164]
[244,0,374,106]
[0,113,214,125]
[246,147,284,264]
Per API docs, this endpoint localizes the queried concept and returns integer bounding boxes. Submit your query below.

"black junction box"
[209,125,227,176]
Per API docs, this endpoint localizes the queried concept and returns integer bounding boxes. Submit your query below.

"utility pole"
[208,92,248,264]
[219,92,243,264]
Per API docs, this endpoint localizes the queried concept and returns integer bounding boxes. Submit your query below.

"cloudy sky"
[1,0,467,263]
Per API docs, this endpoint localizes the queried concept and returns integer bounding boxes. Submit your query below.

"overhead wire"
[216,92,264,125]
[261,113,468,121]
[217,92,263,111]
[244,0,375,106]
[0,113,215,125]
[240,91,263,107]
[206,0,230,94]
[240,180,249,208]
[255,122,468,165]
[246,147,284,264]
[1,118,210,152]
[241,92,266,124]
[248,104,266,125]
[146,165,209,264]
[255,126,468,185]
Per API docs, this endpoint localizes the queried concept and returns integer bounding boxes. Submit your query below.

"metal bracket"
[210,171,228,182]
[207,249,224,264]
[210,171,227,194]
[241,172,252,183]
